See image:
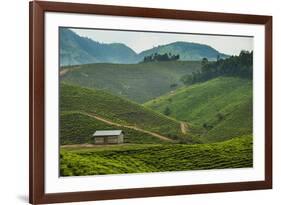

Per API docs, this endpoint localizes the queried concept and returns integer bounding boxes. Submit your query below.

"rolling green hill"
[144,77,253,142]
[138,41,229,62]
[61,61,201,103]
[60,83,192,143]
[60,135,253,176]
[60,112,168,145]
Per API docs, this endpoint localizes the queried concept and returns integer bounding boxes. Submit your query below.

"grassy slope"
[144,77,253,142]
[60,83,191,143]
[61,61,201,103]
[60,111,168,145]
[60,135,253,176]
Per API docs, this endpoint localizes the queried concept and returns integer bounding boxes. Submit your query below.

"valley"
[59,27,253,176]
[60,75,253,176]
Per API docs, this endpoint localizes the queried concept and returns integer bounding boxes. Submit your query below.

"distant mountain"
[138,41,229,62]
[60,28,229,66]
[59,28,138,66]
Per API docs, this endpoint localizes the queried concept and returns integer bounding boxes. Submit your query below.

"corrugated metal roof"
[93,130,123,136]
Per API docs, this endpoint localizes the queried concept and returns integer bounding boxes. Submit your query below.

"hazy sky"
[71,28,253,56]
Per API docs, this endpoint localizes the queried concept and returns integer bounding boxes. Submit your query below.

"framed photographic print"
[29,1,272,204]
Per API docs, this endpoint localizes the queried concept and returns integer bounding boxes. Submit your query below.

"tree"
[201,57,209,67]
[170,83,178,88]
[217,55,221,62]
[180,74,194,85]
[164,107,171,116]
[142,52,180,63]
[216,113,224,121]
[181,50,253,85]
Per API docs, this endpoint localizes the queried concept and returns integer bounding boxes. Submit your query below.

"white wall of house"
[94,135,123,144]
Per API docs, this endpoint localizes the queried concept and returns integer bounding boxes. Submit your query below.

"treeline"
[181,50,253,85]
[142,52,180,63]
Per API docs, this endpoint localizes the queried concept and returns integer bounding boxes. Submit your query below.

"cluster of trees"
[164,107,171,116]
[181,51,253,85]
[142,52,180,63]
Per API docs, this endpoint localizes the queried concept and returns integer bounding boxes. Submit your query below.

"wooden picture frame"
[29,1,272,204]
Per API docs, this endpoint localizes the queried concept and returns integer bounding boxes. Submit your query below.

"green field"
[60,135,253,176]
[59,76,253,175]
[60,83,192,143]
[59,30,254,177]
[59,76,253,176]
[61,61,201,103]
[144,77,253,142]
[60,111,170,145]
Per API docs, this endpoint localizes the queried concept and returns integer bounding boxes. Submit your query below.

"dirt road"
[83,113,175,142]
[180,122,188,134]
[59,66,81,77]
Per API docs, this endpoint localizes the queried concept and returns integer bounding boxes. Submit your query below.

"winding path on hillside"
[59,69,69,76]
[59,66,81,77]
[180,122,189,134]
[83,112,175,142]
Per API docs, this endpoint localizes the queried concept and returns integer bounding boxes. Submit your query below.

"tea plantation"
[60,83,192,143]
[61,61,201,103]
[145,77,253,142]
[60,111,170,145]
[60,135,253,176]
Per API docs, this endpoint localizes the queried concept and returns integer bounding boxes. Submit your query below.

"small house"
[92,130,124,144]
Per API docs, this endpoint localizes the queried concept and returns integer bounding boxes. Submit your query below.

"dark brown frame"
[29,1,272,204]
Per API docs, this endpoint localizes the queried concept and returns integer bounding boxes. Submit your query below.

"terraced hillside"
[60,135,253,176]
[144,77,253,142]
[60,112,170,145]
[60,61,201,103]
[60,83,192,143]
